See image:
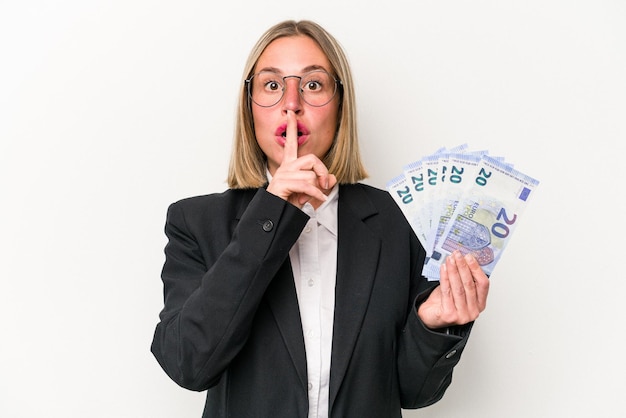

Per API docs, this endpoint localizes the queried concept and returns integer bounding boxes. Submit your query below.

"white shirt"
[289,185,338,418]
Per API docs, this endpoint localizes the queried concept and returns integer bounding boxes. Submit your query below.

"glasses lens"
[250,72,284,107]
[249,70,338,107]
[300,70,336,107]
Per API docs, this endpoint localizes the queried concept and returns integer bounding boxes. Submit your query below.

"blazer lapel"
[266,262,308,389]
[329,184,381,409]
[235,188,308,388]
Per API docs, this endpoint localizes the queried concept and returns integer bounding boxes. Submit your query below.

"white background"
[1,1,625,417]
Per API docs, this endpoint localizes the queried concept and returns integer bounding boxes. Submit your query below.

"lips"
[275,122,309,146]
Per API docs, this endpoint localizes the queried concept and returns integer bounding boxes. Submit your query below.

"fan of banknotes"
[386,144,540,281]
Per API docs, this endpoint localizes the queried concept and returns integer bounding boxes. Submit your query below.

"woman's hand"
[266,110,337,208]
[417,251,490,329]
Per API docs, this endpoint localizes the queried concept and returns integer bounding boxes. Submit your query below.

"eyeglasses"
[245,69,341,107]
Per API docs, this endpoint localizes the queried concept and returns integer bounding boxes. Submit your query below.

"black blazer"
[151,183,472,418]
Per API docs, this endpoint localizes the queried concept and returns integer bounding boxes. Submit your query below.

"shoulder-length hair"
[227,20,368,188]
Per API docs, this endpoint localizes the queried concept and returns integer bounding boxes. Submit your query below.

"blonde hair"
[227,20,368,188]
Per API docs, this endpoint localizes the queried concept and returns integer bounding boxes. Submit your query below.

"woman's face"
[251,35,340,176]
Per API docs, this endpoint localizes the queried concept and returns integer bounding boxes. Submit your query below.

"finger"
[295,182,329,203]
[446,252,469,315]
[438,260,453,314]
[453,251,480,315]
[287,153,332,190]
[305,155,333,190]
[325,174,338,190]
[464,253,490,311]
[283,110,298,164]
[270,170,330,204]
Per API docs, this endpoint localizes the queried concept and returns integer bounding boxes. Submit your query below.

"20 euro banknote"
[421,155,539,280]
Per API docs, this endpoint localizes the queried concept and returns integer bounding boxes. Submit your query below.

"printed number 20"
[397,186,413,204]
[492,207,517,238]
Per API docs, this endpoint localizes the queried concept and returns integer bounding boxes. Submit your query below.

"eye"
[266,80,281,92]
[255,72,283,93]
[301,71,331,93]
[303,80,322,92]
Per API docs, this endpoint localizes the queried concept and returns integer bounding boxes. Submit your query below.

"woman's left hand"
[417,251,490,329]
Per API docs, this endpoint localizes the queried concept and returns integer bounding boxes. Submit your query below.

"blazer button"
[262,220,274,232]
[445,349,457,359]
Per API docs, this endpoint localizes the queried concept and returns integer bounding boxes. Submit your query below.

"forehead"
[256,35,331,74]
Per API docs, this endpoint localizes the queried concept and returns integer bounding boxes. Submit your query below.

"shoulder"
[166,188,258,222]
[341,183,424,255]
[170,188,256,208]
[338,182,410,234]
[340,182,400,213]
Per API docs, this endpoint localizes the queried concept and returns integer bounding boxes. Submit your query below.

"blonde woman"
[151,19,489,418]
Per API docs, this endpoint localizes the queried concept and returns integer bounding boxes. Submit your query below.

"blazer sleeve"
[151,189,309,391]
[397,230,474,409]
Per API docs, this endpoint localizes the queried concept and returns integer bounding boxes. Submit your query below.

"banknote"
[425,152,484,260]
[386,172,429,249]
[388,146,539,281]
[422,155,539,279]
[397,145,470,252]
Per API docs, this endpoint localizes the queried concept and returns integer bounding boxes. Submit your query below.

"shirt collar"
[303,184,339,237]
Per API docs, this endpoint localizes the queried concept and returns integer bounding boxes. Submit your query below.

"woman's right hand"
[266,110,337,208]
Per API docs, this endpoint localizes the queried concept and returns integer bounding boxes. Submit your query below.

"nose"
[281,76,302,113]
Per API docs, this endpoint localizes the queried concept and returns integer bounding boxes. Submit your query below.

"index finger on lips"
[282,110,298,164]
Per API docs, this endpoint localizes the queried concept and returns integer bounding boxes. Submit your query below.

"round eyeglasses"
[245,69,341,107]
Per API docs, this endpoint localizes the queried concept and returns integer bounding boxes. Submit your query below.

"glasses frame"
[245,69,342,108]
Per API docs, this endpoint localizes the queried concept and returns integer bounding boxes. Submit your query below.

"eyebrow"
[255,64,328,75]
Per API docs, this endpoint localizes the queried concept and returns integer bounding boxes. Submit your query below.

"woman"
[151,19,489,418]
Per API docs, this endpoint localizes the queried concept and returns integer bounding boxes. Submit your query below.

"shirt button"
[307,279,315,287]
[261,220,274,232]
[304,226,312,233]
[308,382,313,391]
